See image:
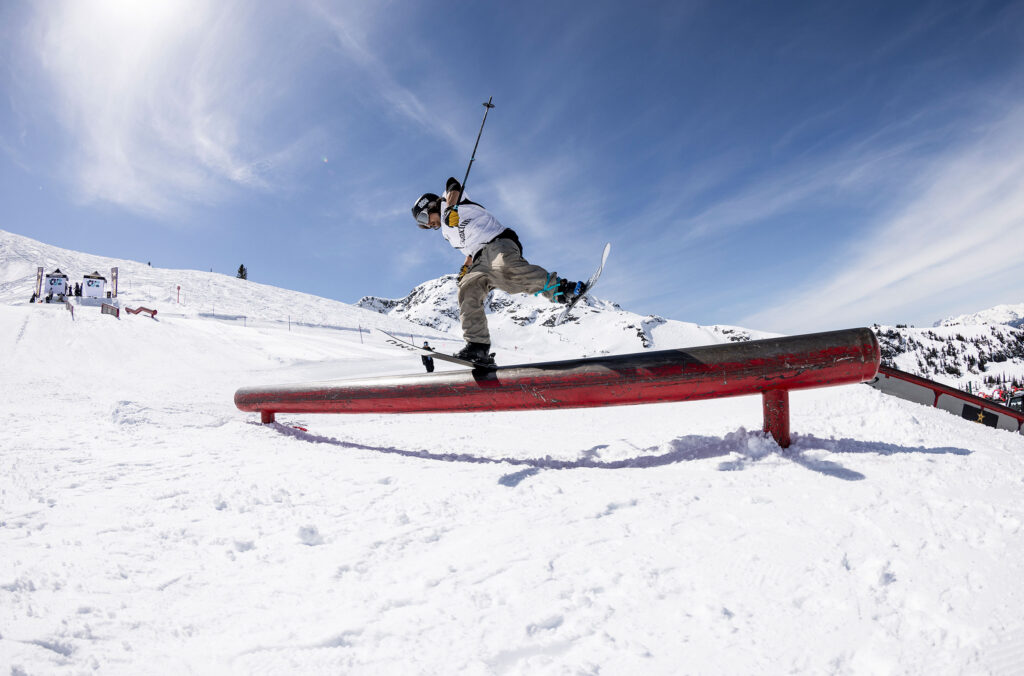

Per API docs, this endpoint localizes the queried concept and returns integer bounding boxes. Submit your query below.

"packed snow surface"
[2,230,1024,674]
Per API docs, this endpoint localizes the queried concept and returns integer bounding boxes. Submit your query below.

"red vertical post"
[261,410,276,424]
[762,389,790,448]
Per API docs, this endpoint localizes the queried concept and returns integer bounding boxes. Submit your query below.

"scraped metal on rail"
[235,328,881,448]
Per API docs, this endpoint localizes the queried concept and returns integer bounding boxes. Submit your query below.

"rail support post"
[260,410,275,424]
[762,389,790,448]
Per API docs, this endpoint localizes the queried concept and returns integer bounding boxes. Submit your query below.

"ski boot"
[454,342,495,365]
[555,278,588,305]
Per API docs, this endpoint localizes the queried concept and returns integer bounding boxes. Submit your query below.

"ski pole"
[457,97,495,199]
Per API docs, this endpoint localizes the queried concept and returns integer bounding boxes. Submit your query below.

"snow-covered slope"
[2,231,1024,674]
[0,229,447,338]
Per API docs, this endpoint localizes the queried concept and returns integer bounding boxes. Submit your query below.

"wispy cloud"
[30,0,313,217]
[306,0,461,148]
[673,116,955,246]
[306,0,608,276]
[741,106,1024,333]
[600,131,923,318]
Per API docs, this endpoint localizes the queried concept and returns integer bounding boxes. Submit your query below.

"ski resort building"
[44,268,69,297]
[82,271,107,299]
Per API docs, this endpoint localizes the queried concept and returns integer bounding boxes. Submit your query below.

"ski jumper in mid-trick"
[412,177,588,365]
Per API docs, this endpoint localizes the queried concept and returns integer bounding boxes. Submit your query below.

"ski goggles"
[415,209,431,227]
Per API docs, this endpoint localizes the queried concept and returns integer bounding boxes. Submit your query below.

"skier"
[412,177,587,364]
[421,341,435,373]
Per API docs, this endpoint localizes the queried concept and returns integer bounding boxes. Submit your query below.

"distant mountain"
[357,274,769,359]
[937,303,1024,329]
[356,272,1024,393]
[358,273,624,334]
[882,301,1024,393]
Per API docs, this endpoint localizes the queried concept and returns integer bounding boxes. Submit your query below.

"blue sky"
[2,0,1024,333]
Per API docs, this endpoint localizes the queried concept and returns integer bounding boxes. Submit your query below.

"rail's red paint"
[235,328,880,448]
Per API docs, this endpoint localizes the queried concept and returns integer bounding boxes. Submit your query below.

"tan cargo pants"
[458,238,558,345]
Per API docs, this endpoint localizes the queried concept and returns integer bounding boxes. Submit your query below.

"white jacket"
[440,200,507,258]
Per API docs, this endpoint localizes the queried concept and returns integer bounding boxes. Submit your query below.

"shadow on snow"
[263,423,972,486]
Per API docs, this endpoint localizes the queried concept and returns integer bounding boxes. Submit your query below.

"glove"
[446,206,459,228]
[457,263,471,282]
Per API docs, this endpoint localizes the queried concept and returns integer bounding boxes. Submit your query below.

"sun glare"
[91,0,189,31]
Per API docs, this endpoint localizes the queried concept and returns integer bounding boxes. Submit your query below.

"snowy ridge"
[358,275,463,332]
[358,273,767,360]
[938,302,1024,329]
[2,230,1024,674]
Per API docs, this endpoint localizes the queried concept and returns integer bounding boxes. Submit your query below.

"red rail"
[235,328,880,448]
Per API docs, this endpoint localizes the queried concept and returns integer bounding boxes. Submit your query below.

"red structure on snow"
[234,328,880,448]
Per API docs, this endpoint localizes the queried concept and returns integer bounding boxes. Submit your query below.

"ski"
[378,330,499,370]
[553,242,611,326]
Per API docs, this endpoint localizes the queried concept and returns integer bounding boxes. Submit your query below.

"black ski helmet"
[412,192,442,229]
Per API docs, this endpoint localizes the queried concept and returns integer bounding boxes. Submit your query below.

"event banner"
[35,267,43,297]
[111,267,118,297]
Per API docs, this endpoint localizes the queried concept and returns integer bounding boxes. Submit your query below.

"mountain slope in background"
[358,266,1024,395]
[357,274,764,359]
[874,322,1024,394]
[0,229,433,335]
[3,229,767,361]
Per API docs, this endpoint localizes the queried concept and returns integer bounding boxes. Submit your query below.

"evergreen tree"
[237,264,248,280]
